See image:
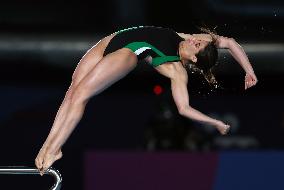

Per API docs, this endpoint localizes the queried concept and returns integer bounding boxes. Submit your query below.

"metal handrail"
[0,166,62,190]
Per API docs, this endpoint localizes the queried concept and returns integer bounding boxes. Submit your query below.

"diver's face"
[179,39,209,63]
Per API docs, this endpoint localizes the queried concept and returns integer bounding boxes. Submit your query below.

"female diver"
[35,26,258,175]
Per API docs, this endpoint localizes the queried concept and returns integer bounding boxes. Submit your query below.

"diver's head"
[178,37,210,63]
[179,36,219,86]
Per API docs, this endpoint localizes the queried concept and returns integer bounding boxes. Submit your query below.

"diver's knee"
[70,85,92,105]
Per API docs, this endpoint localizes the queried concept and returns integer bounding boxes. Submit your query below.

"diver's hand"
[215,120,230,135]
[35,146,63,176]
[245,72,258,90]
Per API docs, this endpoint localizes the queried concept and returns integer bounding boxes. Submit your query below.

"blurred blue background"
[0,0,284,189]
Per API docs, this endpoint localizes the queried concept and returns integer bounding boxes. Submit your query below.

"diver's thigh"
[74,48,138,98]
[72,34,116,85]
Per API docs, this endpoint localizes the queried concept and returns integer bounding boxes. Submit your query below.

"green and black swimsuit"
[103,26,184,67]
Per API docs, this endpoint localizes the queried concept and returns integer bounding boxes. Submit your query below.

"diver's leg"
[39,34,115,150]
[43,48,137,152]
[71,34,115,86]
[36,48,137,172]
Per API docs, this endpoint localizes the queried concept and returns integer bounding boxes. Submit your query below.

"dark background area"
[0,0,284,189]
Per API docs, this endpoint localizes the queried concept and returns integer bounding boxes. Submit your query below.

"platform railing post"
[0,166,62,190]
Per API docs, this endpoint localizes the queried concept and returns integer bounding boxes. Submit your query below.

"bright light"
[153,85,163,95]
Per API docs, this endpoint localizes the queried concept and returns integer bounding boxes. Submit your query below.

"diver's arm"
[177,32,190,39]
[215,36,258,89]
[215,36,253,73]
[177,33,194,40]
[177,33,214,42]
[157,62,230,135]
[170,65,217,125]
